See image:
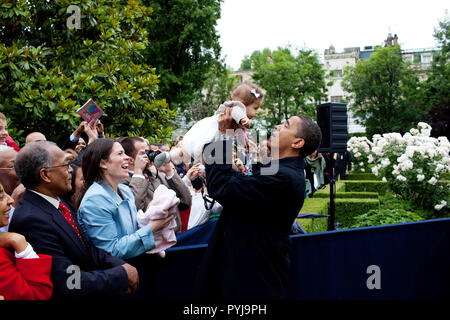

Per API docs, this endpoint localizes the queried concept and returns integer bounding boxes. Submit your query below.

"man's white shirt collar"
[29,189,60,209]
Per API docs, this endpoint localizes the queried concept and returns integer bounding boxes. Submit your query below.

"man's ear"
[39,168,52,184]
[291,137,305,150]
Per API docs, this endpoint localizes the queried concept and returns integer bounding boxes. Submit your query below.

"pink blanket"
[137,184,180,254]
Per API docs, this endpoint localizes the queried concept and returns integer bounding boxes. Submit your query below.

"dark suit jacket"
[8,190,129,299]
[193,140,306,300]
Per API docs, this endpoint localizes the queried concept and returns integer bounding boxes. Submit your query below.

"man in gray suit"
[119,137,192,233]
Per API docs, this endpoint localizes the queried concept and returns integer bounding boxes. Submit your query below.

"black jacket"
[193,140,306,300]
[9,190,129,299]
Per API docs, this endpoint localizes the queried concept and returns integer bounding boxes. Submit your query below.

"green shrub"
[313,192,378,199]
[346,173,380,181]
[314,181,345,195]
[349,209,424,228]
[379,193,435,219]
[343,180,390,195]
[297,198,329,233]
[335,198,380,227]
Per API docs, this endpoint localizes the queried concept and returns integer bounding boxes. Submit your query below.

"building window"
[331,69,343,78]
[403,54,414,63]
[331,96,343,103]
[421,54,432,64]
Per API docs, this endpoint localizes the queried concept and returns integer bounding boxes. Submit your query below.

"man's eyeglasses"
[44,161,74,170]
[0,167,14,170]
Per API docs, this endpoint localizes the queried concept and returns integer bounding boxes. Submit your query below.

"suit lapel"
[23,191,88,257]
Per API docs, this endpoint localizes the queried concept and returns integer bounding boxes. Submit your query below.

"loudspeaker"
[316,102,348,153]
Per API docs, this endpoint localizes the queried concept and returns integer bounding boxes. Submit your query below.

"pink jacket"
[137,184,179,254]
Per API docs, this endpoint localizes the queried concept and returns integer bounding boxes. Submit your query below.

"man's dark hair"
[119,137,144,160]
[14,141,57,188]
[295,115,322,159]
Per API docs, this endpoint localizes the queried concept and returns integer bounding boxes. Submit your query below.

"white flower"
[381,158,391,168]
[396,175,407,182]
[409,128,419,136]
[372,166,379,176]
[436,164,445,173]
[372,147,383,157]
[361,168,365,172]
[417,174,425,182]
[368,155,374,163]
[399,159,413,171]
[392,165,401,175]
[359,162,364,166]
[428,177,437,185]
[354,152,361,158]
[382,177,387,182]
[434,200,447,211]
[418,122,431,130]
[417,168,423,174]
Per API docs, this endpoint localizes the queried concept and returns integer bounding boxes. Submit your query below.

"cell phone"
[198,165,205,173]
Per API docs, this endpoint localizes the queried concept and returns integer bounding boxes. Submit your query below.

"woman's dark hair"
[75,138,116,210]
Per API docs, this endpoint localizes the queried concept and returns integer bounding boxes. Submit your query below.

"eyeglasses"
[44,161,74,170]
[0,167,14,170]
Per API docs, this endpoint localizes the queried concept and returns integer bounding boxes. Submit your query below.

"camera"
[145,149,161,163]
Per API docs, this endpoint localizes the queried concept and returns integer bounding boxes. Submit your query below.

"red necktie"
[58,202,84,244]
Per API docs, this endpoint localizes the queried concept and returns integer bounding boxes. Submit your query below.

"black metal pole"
[328,155,335,231]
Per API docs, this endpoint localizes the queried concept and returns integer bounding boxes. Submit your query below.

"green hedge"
[315,181,345,195]
[343,180,390,195]
[335,198,380,227]
[297,197,381,231]
[297,198,329,233]
[346,173,380,181]
[313,192,379,199]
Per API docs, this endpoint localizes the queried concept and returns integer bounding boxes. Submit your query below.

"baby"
[154,82,264,167]
[137,184,179,258]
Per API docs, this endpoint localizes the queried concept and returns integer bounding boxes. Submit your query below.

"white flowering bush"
[347,136,374,172]
[370,122,450,214]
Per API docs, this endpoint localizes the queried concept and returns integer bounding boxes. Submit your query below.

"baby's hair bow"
[250,89,260,98]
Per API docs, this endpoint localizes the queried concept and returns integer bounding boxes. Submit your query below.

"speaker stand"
[328,156,336,231]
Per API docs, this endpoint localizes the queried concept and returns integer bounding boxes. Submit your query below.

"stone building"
[322,33,438,133]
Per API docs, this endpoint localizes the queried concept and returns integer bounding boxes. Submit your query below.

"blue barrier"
[136,217,450,300]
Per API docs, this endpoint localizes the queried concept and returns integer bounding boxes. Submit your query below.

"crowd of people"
[0,81,324,300]
[304,150,352,197]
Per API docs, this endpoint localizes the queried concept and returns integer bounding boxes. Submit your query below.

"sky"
[216,0,449,70]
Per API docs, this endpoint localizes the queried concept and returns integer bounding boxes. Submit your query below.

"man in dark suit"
[334,150,352,180]
[9,141,138,299]
[193,109,322,300]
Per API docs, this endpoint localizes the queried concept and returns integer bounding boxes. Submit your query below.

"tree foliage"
[423,17,450,139]
[183,64,240,124]
[142,0,223,113]
[342,45,424,137]
[245,47,327,130]
[0,0,174,146]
